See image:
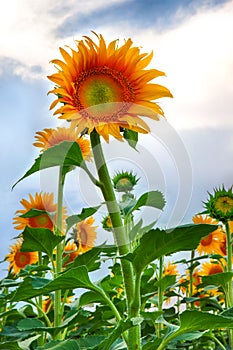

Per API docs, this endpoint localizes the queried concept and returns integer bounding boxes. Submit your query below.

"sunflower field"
[1,32,233,350]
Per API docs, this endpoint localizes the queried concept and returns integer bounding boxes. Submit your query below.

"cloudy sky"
[1,0,233,276]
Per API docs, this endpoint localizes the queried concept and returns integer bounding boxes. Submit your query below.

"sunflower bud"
[112,171,139,193]
[204,186,233,223]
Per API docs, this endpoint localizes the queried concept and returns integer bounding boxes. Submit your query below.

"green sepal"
[123,129,138,149]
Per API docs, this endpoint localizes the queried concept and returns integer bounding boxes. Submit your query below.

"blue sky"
[1,0,233,277]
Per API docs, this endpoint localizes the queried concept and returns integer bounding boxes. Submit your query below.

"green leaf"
[92,319,133,350]
[179,309,233,331]
[79,291,105,308]
[20,209,50,218]
[127,191,165,216]
[37,340,80,350]
[171,331,207,342]
[17,318,45,331]
[71,246,101,272]
[155,275,176,294]
[12,141,84,189]
[0,341,21,349]
[123,129,138,149]
[11,266,98,302]
[77,336,106,348]
[66,206,101,232]
[18,335,41,350]
[200,272,233,292]
[20,226,64,256]
[130,224,218,273]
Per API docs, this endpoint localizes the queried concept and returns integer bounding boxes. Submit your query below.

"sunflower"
[13,192,58,231]
[199,260,224,276]
[163,261,179,276]
[48,32,173,141]
[192,214,224,255]
[72,216,97,253]
[63,241,80,266]
[13,192,66,232]
[204,186,233,222]
[6,240,38,275]
[33,127,92,160]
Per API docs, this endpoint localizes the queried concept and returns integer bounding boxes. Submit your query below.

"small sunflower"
[204,186,233,222]
[112,171,138,192]
[199,260,224,276]
[34,127,92,161]
[13,192,66,232]
[63,241,80,266]
[163,261,179,276]
[72,216,97,253]
[102,214,113,231]
[192,214,224,255]
[48,32,172,142]
[6,240,38,275]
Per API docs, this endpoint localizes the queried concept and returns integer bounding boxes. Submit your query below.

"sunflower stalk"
[225,220,233,348]
[90,130,141,350]
[53,166,65,340]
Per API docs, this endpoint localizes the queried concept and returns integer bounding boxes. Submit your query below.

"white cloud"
[0,0,128,78]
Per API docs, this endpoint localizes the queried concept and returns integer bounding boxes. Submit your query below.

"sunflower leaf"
[123,129,138,149]
[126,190,165,216]
[129,224,218,273]
[66,206,101,232]
[20,226,64,257]
[10,266,98,302]
[12,141,84,189]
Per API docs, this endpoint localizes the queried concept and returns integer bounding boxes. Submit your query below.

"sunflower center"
[28,213,54,230]
[201,234,213,246]
[79,228,88,246]
[74,67,134,121]
[215,196,233,214]
[16,252,30,267]
[209,265,223,275]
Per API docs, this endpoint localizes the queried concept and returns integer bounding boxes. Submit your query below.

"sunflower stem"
[225,220,233,348]
[156,256,164,338]
[54,166,65,340]
[90,130,140,349]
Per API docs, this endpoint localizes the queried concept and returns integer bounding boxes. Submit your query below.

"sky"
[1,0,233,277]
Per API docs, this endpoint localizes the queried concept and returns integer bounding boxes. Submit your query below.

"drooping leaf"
[130,224,218,273]
[11,266,98,302]
[78,291,105,308]
[20,226,64,257]
[66,206,101,232]
[0,341,21,349]
[126,191,165,217]
[123,129,138,149]
[12,141,84,189]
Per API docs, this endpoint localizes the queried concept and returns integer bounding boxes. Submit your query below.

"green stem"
[37,251,44,346]
[90,131,139,350]
[225,220,233,348]
[208,333,227,350]
[157,256,164,338]
[54,166,65,339]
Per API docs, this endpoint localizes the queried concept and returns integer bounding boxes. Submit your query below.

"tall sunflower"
[13,192,65,232]
[72,216,97,253]
[48,32,173,141]
[6,240,38,275]
[163,261,179,276]
[34,127,92,161]
[192,214,224,255]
